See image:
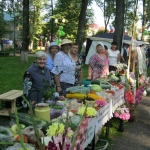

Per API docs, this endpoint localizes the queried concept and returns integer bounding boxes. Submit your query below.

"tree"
[76,0,89,51]
[95,0,115,32]
[141,0,146,41]
[113,0,125,52]
[20,0,29,61]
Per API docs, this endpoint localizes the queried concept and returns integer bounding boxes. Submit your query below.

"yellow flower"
[77,107,86,115]
[46,122,65,136]
[77,107,97,117]
[86,107,97,117]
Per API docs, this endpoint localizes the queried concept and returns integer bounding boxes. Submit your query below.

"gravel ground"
[107,96,150,150]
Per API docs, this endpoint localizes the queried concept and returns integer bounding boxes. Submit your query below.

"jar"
[34,103,50,122]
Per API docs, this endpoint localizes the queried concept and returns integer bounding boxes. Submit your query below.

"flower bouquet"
[115,63,127,72]
[114,105,130,121]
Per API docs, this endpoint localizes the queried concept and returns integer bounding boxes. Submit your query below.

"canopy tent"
[85,33,146,64]
[85,33,132,64]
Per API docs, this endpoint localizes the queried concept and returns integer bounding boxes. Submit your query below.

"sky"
[92,1,143,29]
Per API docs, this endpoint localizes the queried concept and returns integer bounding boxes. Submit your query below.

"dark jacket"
[23,62,52,103]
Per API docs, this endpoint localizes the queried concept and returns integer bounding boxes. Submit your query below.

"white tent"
[85,33,131,64]
[85,33,147,64]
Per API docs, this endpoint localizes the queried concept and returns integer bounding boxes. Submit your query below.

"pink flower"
[114,112,119,117]
[96,100,107,107]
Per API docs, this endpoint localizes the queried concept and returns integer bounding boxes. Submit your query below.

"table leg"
[11,99,16,112]
[91,133,95,150]
[105,120,110,137]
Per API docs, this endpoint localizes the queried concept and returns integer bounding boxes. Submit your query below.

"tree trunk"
[141,0,146,41]
[20,0,29,61]
[113,0,125,52]
[76,0,88,52]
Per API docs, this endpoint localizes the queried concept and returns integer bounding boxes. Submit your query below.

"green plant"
[42,79,56,101]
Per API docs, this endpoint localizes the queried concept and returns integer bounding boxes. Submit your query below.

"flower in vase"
[46,122,65,136]
[95,99,107,107]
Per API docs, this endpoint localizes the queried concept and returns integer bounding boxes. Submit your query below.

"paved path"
[107,96,150,150]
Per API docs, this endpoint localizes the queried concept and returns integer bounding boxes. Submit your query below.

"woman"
[87,43,109,80]
[108,42,120,71]
[51,39,76,96]
[69,43,83,85]
[46,41,59,71]
[23,51,53,104]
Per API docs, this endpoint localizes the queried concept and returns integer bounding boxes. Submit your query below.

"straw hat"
[61,39,72,46]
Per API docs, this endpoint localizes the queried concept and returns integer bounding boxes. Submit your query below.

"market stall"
[2,63,144,150]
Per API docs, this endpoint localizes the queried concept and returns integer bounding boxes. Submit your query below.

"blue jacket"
[23,62,52,103]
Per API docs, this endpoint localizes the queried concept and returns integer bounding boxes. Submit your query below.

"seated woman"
[46,41,59,71]
[87,43,109,80]
[51,39,76,96]
[23,51,54,105]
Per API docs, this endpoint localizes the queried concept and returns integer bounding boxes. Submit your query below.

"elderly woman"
[87,43,109,80]
[108,42,121,71]
[51,39,76,96]
[23,51,53,104]
[46,41,59,71]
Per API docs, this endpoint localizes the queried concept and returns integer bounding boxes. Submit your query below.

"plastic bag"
[0,126,13,142]
[6,143,35,150]
[46,101,64,119]
[22,126,44,143]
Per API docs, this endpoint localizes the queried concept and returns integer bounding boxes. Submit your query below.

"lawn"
[0,55,88,94]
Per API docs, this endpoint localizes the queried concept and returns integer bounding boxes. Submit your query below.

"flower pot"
[118,119,124,132]
[128,110,136,123]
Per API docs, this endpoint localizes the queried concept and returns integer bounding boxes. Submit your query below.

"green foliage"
[43,0,94,40]
[43,79,56,101]
[0,14,9,39]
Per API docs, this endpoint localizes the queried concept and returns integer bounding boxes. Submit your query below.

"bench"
[0,90,23,116]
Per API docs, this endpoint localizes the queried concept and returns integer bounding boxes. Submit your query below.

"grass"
[0,56,35,94]
[0,55,89,94]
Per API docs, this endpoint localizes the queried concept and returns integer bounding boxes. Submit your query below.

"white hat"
[35,51,46,58]
[61,39,72,46]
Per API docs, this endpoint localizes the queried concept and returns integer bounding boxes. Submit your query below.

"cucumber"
[91,80,100,85]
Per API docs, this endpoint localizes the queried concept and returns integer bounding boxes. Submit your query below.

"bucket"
[34,103,50,122]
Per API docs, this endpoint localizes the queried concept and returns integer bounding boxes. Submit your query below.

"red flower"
[125,91,134,104]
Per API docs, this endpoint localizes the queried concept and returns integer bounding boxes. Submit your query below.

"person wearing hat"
[46,41,59,71]
[108,42,121,71]
[23,51,54,105]
[87,43,109,80]
[51,39,76,96]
